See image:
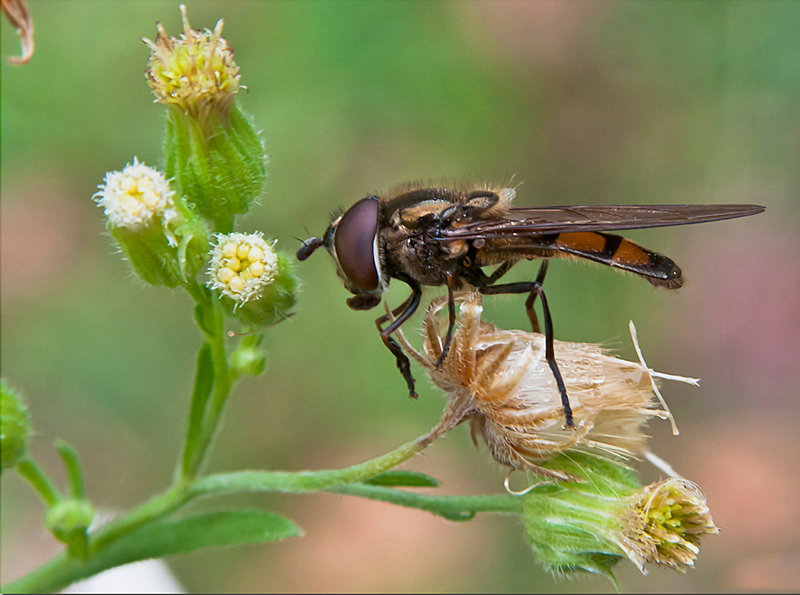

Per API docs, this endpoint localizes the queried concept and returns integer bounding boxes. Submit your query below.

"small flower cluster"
[143,4,240,124]
[94,157,178,240]
[622,477,719,571]
[207,232,278,305]
[143,5,265,226]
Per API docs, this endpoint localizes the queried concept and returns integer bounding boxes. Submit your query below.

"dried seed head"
[394,292,697,480]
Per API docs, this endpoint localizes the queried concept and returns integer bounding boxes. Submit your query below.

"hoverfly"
[297,184,764,427]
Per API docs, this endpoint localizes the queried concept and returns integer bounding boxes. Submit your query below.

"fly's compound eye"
[333,197,381,292]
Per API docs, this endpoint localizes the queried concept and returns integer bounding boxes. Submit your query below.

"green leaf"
[55,440,85,500]
[437,510,476,522]
[363,470,440,488]
[96,510,302,566]
[181,343,214,476]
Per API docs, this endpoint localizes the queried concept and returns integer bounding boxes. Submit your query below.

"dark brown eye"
[334,197,380,291]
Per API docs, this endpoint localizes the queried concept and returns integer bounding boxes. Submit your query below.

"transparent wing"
[436,204,765,239]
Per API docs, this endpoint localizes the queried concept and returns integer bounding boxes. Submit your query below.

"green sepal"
[522,453,640,579]
[164,104,266,230]
[1,379,31,471]
[111,199,210,288]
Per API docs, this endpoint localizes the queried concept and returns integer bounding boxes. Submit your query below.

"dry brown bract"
[393,292,697,482]
[2,0,34,64]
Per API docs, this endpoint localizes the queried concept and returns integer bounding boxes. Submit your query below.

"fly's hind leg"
[479,266,574,428]
[525,261,549,333]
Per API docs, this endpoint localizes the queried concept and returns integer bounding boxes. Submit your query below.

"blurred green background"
[3,1,799,592]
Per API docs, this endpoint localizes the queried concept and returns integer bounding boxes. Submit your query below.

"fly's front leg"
[375,280,423,399]
[479,273,574,428]
[435,272,457,367]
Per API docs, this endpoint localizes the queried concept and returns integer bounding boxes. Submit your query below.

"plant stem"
[89,483,191,553]
[187,299,233,476]
[190,418,453,496]
[16,459,61,507]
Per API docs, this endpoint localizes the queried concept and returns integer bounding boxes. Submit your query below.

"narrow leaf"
[181,342,214,476]
[96,510,302,567]
[55,440,85,499]
[363,470,440,488]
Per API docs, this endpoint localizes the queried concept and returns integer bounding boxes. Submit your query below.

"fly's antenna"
[296,237,324,261]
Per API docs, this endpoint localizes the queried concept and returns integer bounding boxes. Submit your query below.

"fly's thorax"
[381,226,468,287]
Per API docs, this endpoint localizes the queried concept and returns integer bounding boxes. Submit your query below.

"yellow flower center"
[208,233,278,304]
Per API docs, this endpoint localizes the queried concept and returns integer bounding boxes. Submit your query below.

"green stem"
[187,299,233,476]
[89,483,191,553]
[190,429,440,496]
[16,459,61,507]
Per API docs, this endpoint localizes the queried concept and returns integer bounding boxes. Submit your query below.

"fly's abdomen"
[481,231,683,288]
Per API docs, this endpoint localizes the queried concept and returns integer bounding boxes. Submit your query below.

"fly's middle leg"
[479,264,574,429]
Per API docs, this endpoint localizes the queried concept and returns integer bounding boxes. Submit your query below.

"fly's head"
[297,196,386,311]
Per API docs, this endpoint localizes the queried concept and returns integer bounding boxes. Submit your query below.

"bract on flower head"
[393,292,698,481]
[1,379,30,470]
[143,4,240,124]
[93,158,178,236]
[207,232,278,304]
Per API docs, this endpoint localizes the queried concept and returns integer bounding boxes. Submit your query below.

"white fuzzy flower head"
[207,232,278,304]
[94,158,178,235]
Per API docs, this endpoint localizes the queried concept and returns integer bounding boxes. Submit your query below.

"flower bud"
[230,335,268,377]
[94,158,209,287]
[145,6,265,228]
[522,453,717,577]
[621,477,719,572]
[44,498,95,550]
[1,379,31,471]
[207,232,296,327]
